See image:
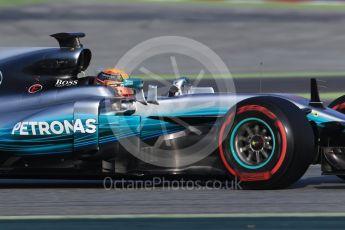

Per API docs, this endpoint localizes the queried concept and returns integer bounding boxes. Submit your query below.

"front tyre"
[219,96,315,189]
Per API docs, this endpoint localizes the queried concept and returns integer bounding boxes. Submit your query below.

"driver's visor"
[99,73,124,82]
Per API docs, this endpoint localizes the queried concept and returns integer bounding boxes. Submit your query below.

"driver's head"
[96,68,129,86]
[96,68,134,97]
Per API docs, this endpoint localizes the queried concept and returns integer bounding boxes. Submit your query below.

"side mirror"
[123,78,147,104]
[123,78,144,89]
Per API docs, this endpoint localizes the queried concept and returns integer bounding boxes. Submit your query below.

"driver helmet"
[95,68,134,97]
[96,68,129,86]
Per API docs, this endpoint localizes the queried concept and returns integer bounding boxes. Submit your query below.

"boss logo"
[55,79,78,87]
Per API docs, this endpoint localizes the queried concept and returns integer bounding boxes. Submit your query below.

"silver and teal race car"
[1,32,345,189]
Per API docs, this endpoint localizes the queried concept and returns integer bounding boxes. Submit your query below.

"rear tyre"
[219,96,315,189]
[329,95,345,113]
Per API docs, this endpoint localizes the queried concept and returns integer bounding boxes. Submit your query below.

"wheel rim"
[230,118,276,169]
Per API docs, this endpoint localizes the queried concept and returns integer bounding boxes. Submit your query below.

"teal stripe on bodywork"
[0,115,73,155]
[307,113,330,126]
[152,107,229,117]
[98,115,141,144]
[0,105,229,154]
[74,113,98,150]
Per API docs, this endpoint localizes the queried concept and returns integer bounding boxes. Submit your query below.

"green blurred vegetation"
[0,0,47,7]
[1,0,345,12]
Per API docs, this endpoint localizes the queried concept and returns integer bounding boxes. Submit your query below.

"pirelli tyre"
[328,95,345,181]
[219,96,315,189]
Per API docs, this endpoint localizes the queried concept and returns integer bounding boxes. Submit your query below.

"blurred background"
[1,0,345,100]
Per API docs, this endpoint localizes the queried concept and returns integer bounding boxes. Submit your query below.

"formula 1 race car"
[1,33,345,189]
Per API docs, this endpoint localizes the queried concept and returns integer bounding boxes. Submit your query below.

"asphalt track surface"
[1,1,345,220]
[0,165,344,216]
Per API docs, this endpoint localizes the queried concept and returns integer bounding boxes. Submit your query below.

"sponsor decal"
[55,79,78,87]
[28,84,43,94]
[11,119,97,136]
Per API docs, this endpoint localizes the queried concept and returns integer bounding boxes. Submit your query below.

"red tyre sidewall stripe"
[271,120,287,175]
[237,105,276,120]
[218,112,237,176]
[219,105,288,182]
[332,102,345,111]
